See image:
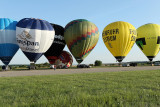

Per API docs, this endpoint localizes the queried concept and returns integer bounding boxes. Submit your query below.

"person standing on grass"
[54,65,56,70]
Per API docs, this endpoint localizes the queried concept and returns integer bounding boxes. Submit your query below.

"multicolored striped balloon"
[52,50,73,68]
[64,19,99,63]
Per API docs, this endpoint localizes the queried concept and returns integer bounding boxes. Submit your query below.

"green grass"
[0,70,160,106]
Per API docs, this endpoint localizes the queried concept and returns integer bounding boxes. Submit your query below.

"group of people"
[52,65,68,70]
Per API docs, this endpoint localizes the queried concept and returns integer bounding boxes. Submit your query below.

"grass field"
[0,70,160,106]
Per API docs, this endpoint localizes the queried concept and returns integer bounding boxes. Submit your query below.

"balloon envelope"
[0,18,19,65]
[16,18,55,62]
[102,21,137,62]
[44,23,65,64]
[53,51,73,68]
[64,19,99,63]
[136,23,160,61]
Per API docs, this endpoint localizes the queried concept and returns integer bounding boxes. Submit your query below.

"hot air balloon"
[16,18,55,69]
[53,50,73,69]
[102,21,137,62]
[44,23,66,67]
[0,18,19,70]
[64,19,99,64]
[136,23,160,62]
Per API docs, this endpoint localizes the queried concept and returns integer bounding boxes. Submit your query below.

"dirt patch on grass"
[0,66,160,77]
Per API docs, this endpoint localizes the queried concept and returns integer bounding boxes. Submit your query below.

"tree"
[89,64,94,66]
[94,60,102,66]
[43,62,50,66]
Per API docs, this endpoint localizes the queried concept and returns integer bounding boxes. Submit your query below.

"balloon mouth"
[147,56,155,61]
[115,56,125,62]
[22,51,43,63]
[0,56,12,65]
[76,59,83,64]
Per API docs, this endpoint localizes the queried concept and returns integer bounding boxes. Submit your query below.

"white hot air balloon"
[16,18,55,69]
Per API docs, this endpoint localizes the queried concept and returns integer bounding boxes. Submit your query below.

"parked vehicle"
[77,64,91,68]
[154,62,160,66]
[122,63,130,67]
[130,63,137,67]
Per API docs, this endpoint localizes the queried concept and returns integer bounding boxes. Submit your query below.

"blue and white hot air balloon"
[0,18,19,67]
[16,18,55,69]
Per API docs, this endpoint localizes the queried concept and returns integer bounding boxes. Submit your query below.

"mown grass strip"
[0,70,160,106]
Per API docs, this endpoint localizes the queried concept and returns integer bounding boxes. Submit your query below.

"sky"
[1,0,160,65]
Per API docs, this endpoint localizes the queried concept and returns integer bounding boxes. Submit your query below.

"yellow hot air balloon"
[136,23,160,61]
[102,21,137,62]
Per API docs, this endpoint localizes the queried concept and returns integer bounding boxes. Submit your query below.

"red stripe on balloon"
[68,27,98,50]
[79,44,96,57]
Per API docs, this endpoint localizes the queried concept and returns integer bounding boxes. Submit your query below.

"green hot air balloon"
[64,19,99,63]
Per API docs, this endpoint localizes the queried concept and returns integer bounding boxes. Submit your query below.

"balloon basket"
[150,62,154,66]
[1,65,11,71]
[119,63,122,67]
[29,62,36,70]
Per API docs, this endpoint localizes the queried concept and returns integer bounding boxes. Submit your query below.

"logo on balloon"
[102,29,119,42]
[157,36,160,44]
[103,36,116,42]
[131,35,136,41]
[16,30,40,52]
[108,42,113,48]
[54,35,65,45]
[136,38,146,50]
[16,31,39,47]
[130,29,136,41]
[54,35,64,40]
